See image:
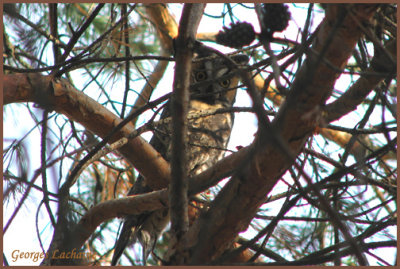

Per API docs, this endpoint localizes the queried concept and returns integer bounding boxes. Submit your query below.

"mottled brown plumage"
[111,49,248,265]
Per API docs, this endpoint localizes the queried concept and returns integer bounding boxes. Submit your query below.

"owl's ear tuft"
[192,40,214,59]
[231,54,249,65]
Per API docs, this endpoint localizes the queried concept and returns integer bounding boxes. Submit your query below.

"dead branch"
[186,4,379,264]
[4,73,170,190]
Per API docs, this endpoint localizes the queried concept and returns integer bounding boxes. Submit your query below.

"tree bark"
[186,4,379,264]
[4,73,171,190]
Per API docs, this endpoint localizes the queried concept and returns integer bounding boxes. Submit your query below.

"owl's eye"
[219,79,231,88]
[195,71,207,81]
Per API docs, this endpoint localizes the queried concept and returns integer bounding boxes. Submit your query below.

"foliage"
[3,3,397,266]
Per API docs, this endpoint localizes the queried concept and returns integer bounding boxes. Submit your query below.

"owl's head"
[190,51,249,106]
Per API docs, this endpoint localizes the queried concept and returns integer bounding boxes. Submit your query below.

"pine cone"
[261,4,291,39]
[216,22,256,48]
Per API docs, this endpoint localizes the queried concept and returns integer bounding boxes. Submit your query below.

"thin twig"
[40,110,56,226]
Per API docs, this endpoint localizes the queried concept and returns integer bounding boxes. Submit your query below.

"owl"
[111,48,249,265]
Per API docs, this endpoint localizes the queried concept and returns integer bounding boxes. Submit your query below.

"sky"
[3,3,396,265]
